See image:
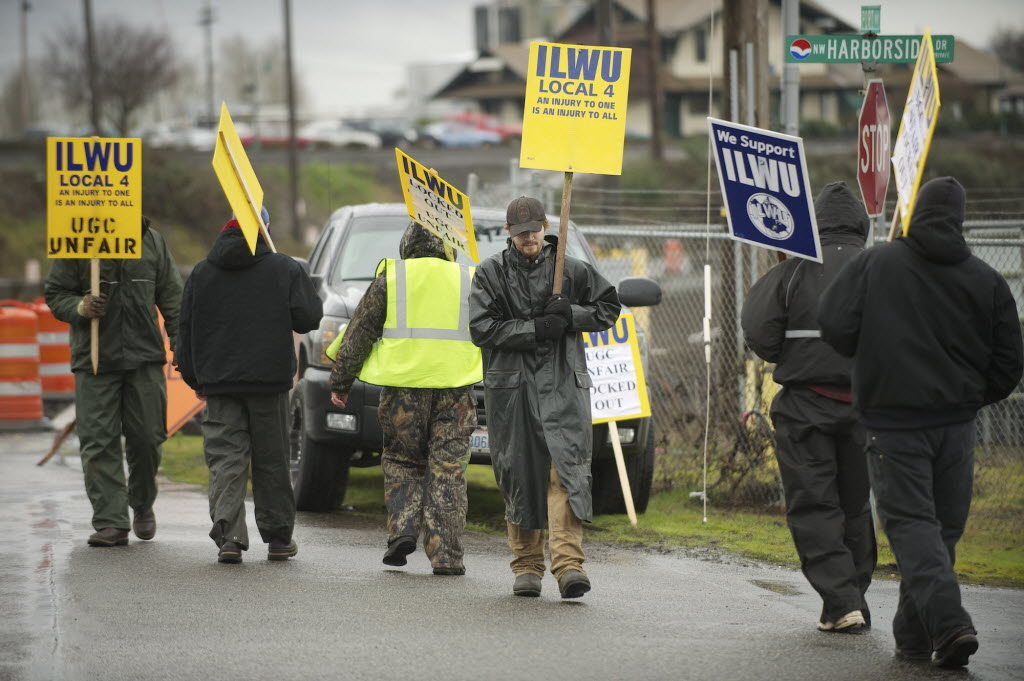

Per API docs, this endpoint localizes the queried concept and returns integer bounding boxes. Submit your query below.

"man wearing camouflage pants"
[329,222,481,575]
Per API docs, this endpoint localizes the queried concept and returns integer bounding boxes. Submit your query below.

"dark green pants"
[74,364,167,531]
[202,393,294,550]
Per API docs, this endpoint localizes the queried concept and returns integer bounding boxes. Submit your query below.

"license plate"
[470,427,489,453]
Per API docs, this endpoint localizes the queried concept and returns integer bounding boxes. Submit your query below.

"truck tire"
[591,423,655,515]
[289,390,351,512]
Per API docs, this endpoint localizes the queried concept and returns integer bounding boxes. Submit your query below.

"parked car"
[298,120,382,149]
[290,203,662,514]
[345,118,419,147]
[421,121,502,148]
[449,111,522,143]
[139,122,221,151]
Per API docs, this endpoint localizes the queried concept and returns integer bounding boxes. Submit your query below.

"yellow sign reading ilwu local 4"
[582,314,650,424]
[395,148,479,262]
[892,28,941,236]
[520,42,632,175]
[46,137,142,258]
[212,102,265,254]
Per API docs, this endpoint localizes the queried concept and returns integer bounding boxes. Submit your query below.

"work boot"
[557,569,591,599]
[87,528,129,547]
[933,630,979,668]
[268,539,298,561]
[382,536,416,567]
[432,566,466,576]
[218,541,243,564]
[513,573,542,597]
[132,508,156,540]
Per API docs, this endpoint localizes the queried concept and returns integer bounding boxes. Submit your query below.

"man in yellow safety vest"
[328,221,481,575]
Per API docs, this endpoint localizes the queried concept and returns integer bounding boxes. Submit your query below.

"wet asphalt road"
[1,430,1022,681]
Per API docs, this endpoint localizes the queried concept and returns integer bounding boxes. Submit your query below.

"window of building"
[695,28,707,63]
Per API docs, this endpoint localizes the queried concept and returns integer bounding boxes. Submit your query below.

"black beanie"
[915,177,965,225]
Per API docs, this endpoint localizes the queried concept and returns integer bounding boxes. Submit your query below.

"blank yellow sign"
[212,102,265,254]
[520,42,632,176]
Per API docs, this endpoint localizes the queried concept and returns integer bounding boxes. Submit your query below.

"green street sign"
[786,34,954,64]
[861,5,881,34]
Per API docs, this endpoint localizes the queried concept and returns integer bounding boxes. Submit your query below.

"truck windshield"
[330,214,590,283]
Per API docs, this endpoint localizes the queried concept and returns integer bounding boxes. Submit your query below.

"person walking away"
[329,222,480,575]
[819,177,1023,667]
[742,181,876,633]
[44,215,183,547]
[175,207,323,564]
[469,196,620,599]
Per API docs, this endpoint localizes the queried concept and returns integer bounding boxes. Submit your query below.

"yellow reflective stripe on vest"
[357,258,482,389]
[382,260,472,341]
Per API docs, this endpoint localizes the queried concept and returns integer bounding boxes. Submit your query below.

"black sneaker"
[382,536,416,566]
[218,541,243,564]
[268,539,298,561]
[933,631,979,668]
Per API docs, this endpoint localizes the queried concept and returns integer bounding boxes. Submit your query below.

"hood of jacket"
[814,181,869,247]
[399,221,452,260]
[902,176,971,265]
[207,221,272,270]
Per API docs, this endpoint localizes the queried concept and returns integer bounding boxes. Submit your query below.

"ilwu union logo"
[746,193,795,240]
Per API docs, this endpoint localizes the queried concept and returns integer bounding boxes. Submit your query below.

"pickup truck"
[290,202,662,514]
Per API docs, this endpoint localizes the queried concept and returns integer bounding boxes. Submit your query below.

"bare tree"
[45,20,181,135]
[0,63,41,137]
[991,27,1024,72]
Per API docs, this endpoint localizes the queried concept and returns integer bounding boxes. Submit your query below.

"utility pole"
[780,0,800,135]
[82,0,100,134]
[199,0,215,126]
[722,0,769,129]
[19,1,30,134]
[596,0,619,223]
[645,0,664,161]
[283,0,300,241]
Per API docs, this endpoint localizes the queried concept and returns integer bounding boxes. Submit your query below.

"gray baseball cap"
[506,196,546,236]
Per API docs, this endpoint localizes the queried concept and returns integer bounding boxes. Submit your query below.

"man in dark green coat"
[469,196,620,599]
[44,216,183,547]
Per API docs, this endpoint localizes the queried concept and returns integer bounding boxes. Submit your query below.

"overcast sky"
[1,0,1020,119]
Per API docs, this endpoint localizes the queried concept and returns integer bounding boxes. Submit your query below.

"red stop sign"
[857,79,890,218]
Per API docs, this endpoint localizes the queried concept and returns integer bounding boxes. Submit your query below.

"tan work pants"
[507,463,585,579]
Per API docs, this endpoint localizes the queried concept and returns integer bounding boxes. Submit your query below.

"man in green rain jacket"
[44,216,182,547]
[469,196,620,599]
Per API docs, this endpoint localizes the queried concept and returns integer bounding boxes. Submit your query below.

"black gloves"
[544,294,571,322]
[536,294,572,341]
[535,314,569,341]
[77,293,107,319]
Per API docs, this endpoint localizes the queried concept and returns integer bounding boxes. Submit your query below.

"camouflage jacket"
[329,275,386,395]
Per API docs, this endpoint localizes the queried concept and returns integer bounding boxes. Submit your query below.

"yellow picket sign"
[46,137,142,259]
[891,29,941,238]
[212,102,273,254]
[395,149,479,262]
[520,42,632,175]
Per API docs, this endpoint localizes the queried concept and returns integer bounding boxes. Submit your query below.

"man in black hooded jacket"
[819,177,1023,668]
[175,208,323,564]
[742,182,875,634]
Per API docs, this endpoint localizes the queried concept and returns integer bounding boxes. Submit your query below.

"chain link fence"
[469,175,1024,537]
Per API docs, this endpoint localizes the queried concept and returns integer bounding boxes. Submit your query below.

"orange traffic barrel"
[0,300,48,430]
[31,298,75,399]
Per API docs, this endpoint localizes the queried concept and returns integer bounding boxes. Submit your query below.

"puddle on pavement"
[750,579,802,595]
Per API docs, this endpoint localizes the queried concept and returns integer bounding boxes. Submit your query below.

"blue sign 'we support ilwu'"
[707,118,821,262]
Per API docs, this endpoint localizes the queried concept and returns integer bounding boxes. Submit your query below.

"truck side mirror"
[617,276,662,308]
